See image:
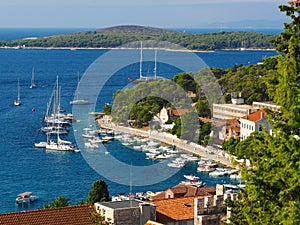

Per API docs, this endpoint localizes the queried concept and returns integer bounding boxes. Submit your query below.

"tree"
[227,3,300,224]
[102,104,112,115]
[43,196,71,209]
[87,180,110,204]
[90,210,112,225]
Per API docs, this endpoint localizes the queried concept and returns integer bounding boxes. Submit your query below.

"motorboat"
[182,175,204,187]
[34,141,47,148]
[16,192,38,205]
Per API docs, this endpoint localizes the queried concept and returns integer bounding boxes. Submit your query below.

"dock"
[96,118,236,169]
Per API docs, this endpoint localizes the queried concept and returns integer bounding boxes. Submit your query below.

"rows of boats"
[34,76,80,152]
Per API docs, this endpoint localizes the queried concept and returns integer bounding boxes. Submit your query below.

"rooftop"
[153,196,197,222]
[213,103,253,110]
[241,109,267,122]
[99,199,147,209]
[0,205,94,225]
[172,109,190,117]
[151,183,215,200]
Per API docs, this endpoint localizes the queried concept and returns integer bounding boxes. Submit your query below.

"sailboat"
[14,79,21,106]
[128,41,159,83]
[45,76,79,152]
[30,67,37,88]
[70,72,90,105]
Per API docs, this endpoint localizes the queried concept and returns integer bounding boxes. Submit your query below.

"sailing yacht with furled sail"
[128,41,160,83]
[70,72,90,105]
[14,79,21,106]
[45,76,79,152]
[30,67,37,88]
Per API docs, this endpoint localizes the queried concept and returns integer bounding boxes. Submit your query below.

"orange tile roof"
[172,109,189,117]
[241,109,267,122]
[151,183,215,200]
[0,205,94,225]
[199,117,213,123]
[145,220,165,225]
[153,196,198,222]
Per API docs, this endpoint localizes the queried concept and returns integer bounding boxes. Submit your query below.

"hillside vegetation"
[0,25,276,51]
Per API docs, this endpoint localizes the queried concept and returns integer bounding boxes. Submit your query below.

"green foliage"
[226,3,300,224]
[0,25,276,51]
[112,79,191,125]
[198,121,212,145]
[217,62,278,104]
[87,180,110,204]
[102,104,112,115]
[195,99,211,118]
[171,72,198,91]
[90,210,112,225]
[43,196,71,209]
[221,137,240,155]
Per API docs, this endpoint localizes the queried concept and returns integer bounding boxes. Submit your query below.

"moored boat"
[16,192,38,205]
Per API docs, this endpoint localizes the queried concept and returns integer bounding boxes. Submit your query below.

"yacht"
[14,80,21,106]
[16,192,38,205]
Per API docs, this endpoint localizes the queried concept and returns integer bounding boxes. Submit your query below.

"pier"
[96,118,235,168]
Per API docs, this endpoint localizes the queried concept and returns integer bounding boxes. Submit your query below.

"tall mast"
[154,49,157,79]
[17,79,20,101]
[140,41,143,80]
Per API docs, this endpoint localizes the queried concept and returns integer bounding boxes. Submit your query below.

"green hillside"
[0,25,277,51]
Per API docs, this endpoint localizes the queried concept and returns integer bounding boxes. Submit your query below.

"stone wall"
[194,194,237,225]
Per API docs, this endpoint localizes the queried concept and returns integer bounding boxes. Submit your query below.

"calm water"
[0,44,278,213]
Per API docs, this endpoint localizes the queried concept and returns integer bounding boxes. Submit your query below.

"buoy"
[32,108,35,112]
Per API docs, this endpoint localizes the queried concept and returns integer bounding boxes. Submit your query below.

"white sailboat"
[45,76,79,152]
[128,42,159,83]
[70,72,90,105]
[14,79,21,106]
[30,67,37,88]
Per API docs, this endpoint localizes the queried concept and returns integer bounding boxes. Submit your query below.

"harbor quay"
[96,117,235,169]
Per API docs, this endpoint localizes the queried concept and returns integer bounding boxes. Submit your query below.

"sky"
[0,0,289,28]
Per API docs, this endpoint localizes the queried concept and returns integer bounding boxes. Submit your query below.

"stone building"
[95,199,156,225]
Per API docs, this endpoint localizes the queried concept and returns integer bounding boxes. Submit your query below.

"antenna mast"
[154,49,157,79]
[139,41,143,80]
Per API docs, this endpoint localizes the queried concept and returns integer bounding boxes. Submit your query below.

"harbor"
[96,116,235,169]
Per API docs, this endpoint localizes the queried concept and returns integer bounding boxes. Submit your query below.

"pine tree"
[227,3,300,224]
[87,180,110,204]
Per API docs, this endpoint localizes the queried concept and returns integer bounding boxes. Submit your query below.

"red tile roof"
[151,183,215,200]
[172,109,189,117]
[0,205,94,225]
[199,117,213,123]
[144,220,165,225]
[241,109,267,122]
[153,196,198,222]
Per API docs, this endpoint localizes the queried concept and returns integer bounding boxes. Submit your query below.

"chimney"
[261,111,264,119]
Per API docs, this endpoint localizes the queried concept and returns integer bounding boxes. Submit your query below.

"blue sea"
[0,28,278,214]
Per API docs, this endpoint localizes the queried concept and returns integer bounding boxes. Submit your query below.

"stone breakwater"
[96,118,236,169]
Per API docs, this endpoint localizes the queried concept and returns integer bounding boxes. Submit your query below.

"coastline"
[96,117,238,169]
[0,45,276,53]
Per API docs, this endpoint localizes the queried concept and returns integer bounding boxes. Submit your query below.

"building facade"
[95,199,156,225]
[239,110,272,140]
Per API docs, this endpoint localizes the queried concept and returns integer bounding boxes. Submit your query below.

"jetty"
[96,117,235,169]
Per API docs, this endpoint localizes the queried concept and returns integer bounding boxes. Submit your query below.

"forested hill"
[0,25,277,51]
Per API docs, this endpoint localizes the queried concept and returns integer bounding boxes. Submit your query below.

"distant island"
[0,25,277,51]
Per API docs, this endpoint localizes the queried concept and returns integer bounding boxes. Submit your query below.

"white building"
[240,110,272,140]
[213,104,254,120]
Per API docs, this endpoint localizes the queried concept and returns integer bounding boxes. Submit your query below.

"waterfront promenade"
[96,117,235,168]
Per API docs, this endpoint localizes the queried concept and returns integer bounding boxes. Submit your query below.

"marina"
[0,46,276,213]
